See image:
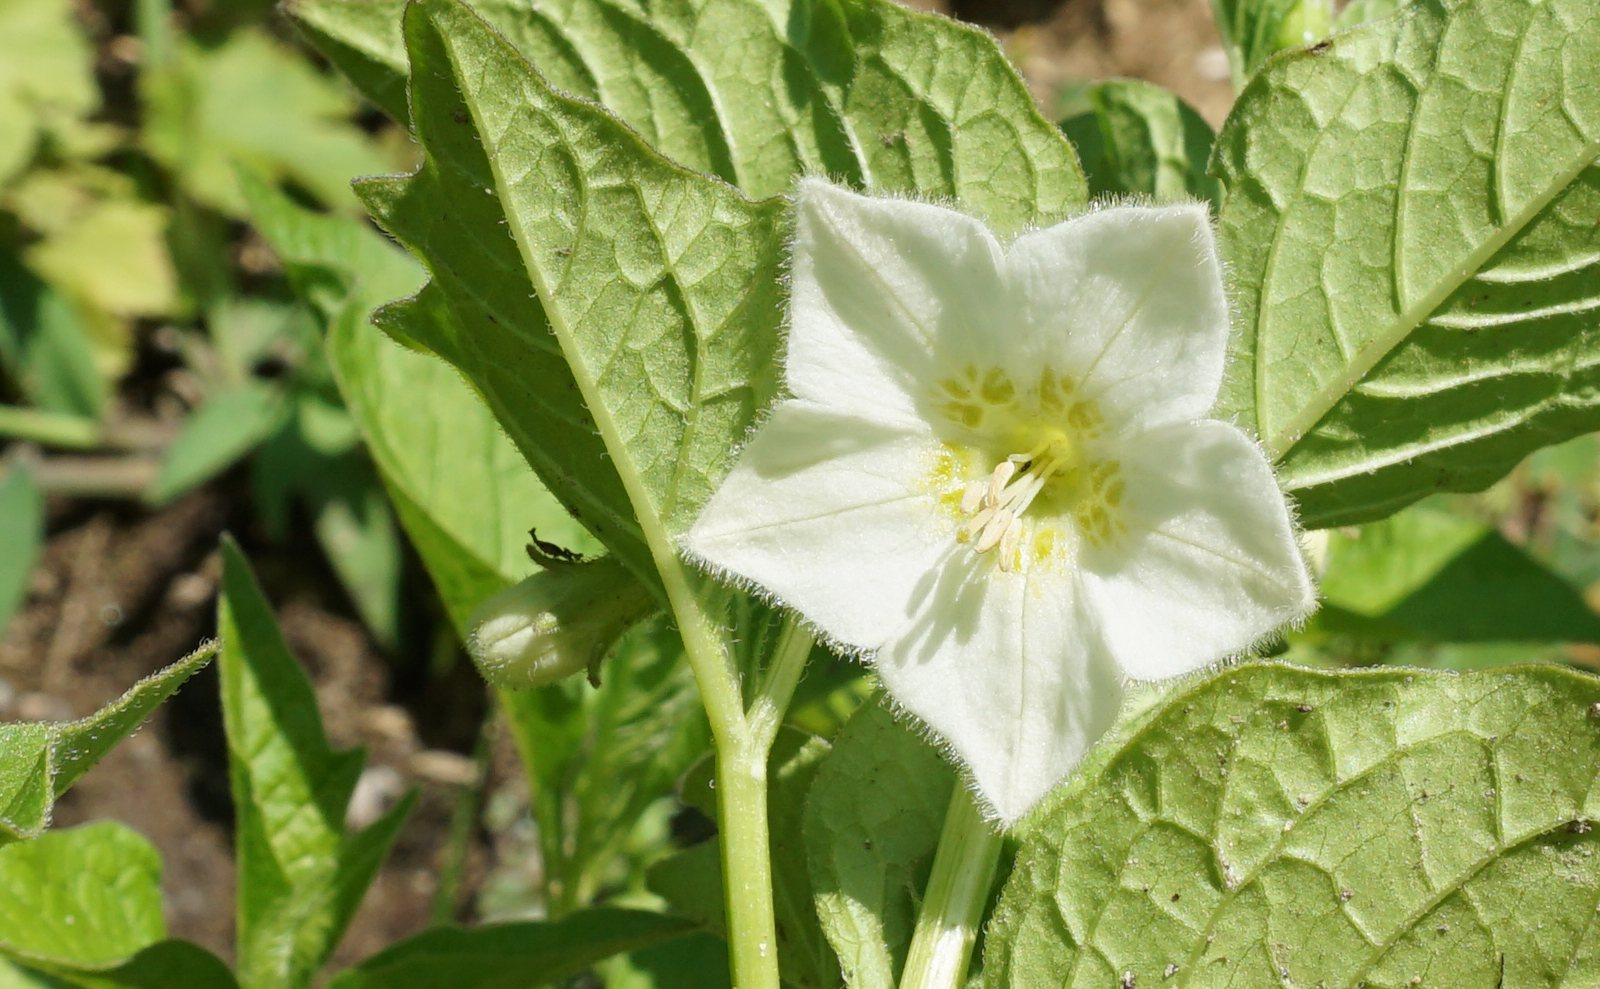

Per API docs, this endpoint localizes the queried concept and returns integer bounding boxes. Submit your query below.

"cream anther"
[959,480,985,515]
[985,460,1015,508]
[956,439,1074,566]
[975,509,1012,552]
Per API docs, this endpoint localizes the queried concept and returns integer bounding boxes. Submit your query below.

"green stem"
[898,787,1005,989]
[749,619,814,747]
[717,738,779,989]
[712,615,813,989]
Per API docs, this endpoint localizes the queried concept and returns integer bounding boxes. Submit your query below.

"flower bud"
[466,558,655,689]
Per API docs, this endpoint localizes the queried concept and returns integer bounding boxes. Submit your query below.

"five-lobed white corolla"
[686,178,1315,826]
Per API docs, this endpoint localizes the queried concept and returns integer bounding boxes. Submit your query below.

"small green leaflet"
[147,384,289,507]
[802,699,957,989]
[985,662,1600,988]
[0,641,217,845]
[1058,78,1220,209]
[1215,0,1600,528]
[0,822,164,968]
[218,539,414,989]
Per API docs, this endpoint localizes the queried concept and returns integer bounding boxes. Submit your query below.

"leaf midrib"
[432,1,748,729]
[1263,95,1600,466]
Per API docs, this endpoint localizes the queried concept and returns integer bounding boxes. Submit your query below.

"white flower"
[686,179,1315,825]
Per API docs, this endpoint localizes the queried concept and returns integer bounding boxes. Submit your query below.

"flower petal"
[1080,420,1315,681]
[1005,204,1228,434]
[684,399,947,650]
[789,179,1005,430]
[875,564,1123,825]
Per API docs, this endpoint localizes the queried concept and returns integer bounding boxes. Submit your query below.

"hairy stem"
[708,614,813,989]
[717,737,779,989]
[899,787,1004,989]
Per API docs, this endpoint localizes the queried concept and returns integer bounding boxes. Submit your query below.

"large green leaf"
[650,726,840,989]
[803,698,958,989]
[0,465,42,636]
[217,539,414,989]
[290,0,1084,226]
[984,662,1600,988]
[1215,0,1600,528]
[321,908,696,989]
[1316,503,1600,643]
[0,823,163,968]
[0,642,217,845]
[360,0,791,598]
[354,64,649,588]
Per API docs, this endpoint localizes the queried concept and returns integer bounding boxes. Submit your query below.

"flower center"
[955,432,1076,571]
[930,366,1127,572]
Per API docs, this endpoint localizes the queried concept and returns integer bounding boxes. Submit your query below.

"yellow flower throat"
[931,365,1125,572]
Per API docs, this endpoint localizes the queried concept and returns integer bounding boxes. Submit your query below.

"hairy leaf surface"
[0,642,216,844]
[291,0,1083,228]
[366,0,790,602]
[1216,0,1600,527]
[985,663,1600,988]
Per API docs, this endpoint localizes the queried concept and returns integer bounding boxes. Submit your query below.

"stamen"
[959,480,986,515]
[975,509,1012,553]
[955,433,1079,569]
[997,516,1021,572]
[985,460,1015,508]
